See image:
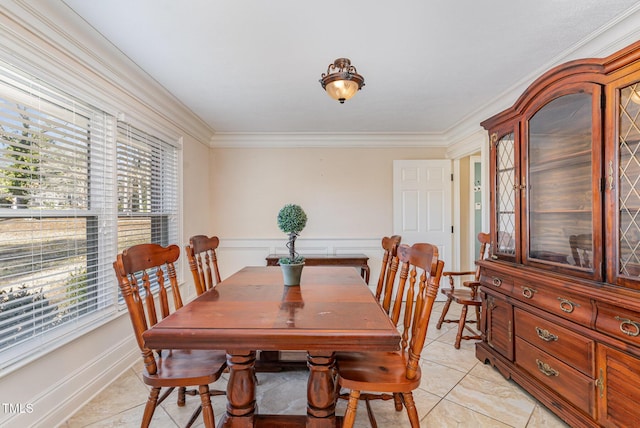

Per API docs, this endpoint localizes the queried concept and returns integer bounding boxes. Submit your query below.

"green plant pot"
[280,262,304,286]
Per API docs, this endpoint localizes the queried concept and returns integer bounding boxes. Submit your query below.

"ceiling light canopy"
[319,58,365,104]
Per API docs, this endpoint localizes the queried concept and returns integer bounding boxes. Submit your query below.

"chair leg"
[185,404,203,428]
[455,304,469,349]
[156,386,175,406]
[402,392,420,428]
[393,392,403,411]
[364,397,378,428]
[198,384,215,428]
[142,387,161,428]
[436,296,453,329]
[175,385,201,407]
[343,390,360,428]
[178,386,187,406]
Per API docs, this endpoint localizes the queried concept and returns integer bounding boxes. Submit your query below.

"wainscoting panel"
[216,238,383,292]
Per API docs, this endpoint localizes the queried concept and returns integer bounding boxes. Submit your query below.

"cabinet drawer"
[480,268,514,293]
[515,337,595,417]
[513,280,592,328]
[596,303,640,347]
[514,308,594,376]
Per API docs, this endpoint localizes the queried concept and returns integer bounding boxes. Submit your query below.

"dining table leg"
[306,351,337,428]
[219,350,256,428]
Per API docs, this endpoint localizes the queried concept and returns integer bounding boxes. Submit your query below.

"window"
[116,122,178,252]
[0,61,179,368]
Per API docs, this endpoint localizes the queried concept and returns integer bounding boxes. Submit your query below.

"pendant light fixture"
[319,58,365,104]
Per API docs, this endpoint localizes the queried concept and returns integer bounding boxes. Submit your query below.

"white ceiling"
[61,0,640,137]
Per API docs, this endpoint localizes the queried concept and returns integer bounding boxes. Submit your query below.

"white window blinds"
[0,60,179,368]
[0,62,118,364]
[116,122,178,252]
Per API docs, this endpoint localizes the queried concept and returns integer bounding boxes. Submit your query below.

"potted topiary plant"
[277,203,307,286]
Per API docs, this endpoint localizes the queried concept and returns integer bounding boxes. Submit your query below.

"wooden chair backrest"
[387,243,443,380]
[113,243,182,376]
[474,232,491,280]
[569,233,592,269]
[375,235,402,311]
[185,235,222,295]
[497,231,515,254]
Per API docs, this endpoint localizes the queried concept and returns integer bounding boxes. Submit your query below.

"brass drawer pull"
[522,286,536,299]
[557,298,580,313]
[595,369,604,398]
[492,277,502,287]
[614,316,640,337]
[535,327,558,342]
[608,160,614,191]
[536,359,559,377]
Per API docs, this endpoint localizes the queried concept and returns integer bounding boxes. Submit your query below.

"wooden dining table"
[142,265,400,428]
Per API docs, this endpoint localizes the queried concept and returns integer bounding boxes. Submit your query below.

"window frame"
[0,58,182,371]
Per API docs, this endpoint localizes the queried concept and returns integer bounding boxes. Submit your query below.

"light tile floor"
[62,302,570,427]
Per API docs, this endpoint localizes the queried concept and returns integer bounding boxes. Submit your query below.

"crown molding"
[210,132,448,148]
[1,0,215,144]
[561,3,640,60]
[445,4,640,144]
[214,7,640,155]
[4,1,640,155]
[445,128,486,159]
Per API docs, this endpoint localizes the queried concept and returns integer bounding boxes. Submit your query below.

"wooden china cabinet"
[477,40,640,427]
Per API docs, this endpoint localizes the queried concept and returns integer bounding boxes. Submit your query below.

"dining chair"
[374,235,401,314]
[435,232,490,349]
[113,243,227,428]
[335,242,444,428]
[185,235,222,295]
[186,235,262,381]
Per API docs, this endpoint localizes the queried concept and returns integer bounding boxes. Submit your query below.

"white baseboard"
[49,338,138,427]
[1,336,139,428]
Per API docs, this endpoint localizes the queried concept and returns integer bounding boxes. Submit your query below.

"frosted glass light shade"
[325,79,360,103]
[319,58,365,104]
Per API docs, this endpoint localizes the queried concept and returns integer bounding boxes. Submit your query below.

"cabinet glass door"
[526,88,600,277]
[614,81,640,287]
[493,131,517,260]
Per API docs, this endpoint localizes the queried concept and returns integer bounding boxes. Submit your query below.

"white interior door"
[393,160,452,296]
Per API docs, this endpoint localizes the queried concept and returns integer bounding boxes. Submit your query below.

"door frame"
[469,155,483,267]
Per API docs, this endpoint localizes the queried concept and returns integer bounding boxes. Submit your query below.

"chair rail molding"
[217,237,382,285]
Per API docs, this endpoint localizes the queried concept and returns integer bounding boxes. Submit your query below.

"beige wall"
[0,134,213,428]
[458,153,485,271]
[459,156,471,269]
[4,1,639,426]
[182,135,215,243]
[210,146,448,240]
[0,5,218,426]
